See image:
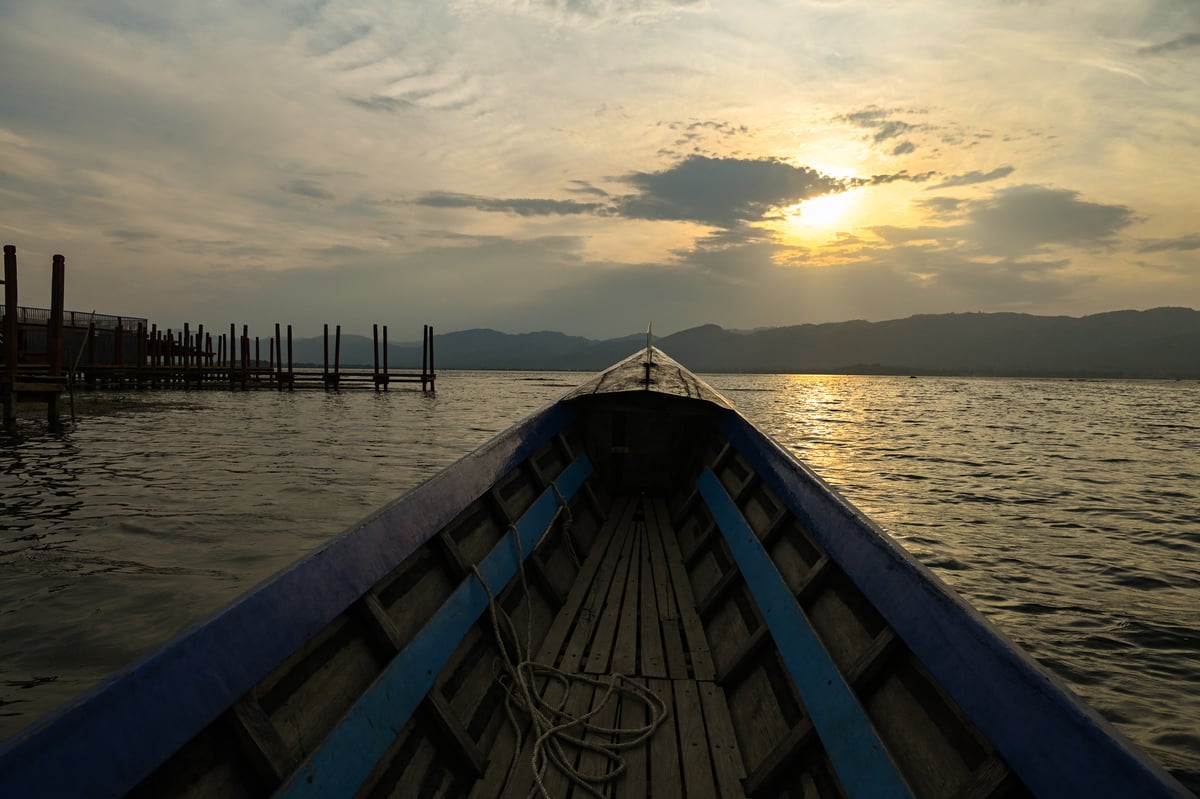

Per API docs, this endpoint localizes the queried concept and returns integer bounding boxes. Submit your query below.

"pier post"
[48,255,64,378]
[197,325,206,387]
[287,324,293,392]
[322,323,329,390]
[115,319,125,384]
[241,324,249,390]
[373,323,379,391]
[382,325,389,391]
[2,245,18,428]
[334,324,341,390]
[136,322,146,388]
[275,323,283,390]
[430,325,435,391]
[421,324,428,391]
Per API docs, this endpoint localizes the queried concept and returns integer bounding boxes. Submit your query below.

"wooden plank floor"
[487,495,745,799]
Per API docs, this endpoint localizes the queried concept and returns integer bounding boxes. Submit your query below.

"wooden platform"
[361,494,747,799]
[483,495,742,799]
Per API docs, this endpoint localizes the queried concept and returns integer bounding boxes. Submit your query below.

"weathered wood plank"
[424,689,488,778]
[610,524,643,676]
[576,677,624,794]
[229,697,298,785]
[637,532,667,679]
[645,507,689,680]
[677,680,719,799]
[647,679,681,799]
[536,498,638,668]
[650,498,716,680]
[614,680,649,799]
[530,680,597,799]
[699,681,747,798]
[583,519,639,675]
[742,717,816,796]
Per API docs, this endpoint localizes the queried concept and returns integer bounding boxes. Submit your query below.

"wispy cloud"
[933,166,1016,189]
[280,180,335,201]
[1139,33,1200,56]
[414,192,605,216]
[1138,233,1200,253]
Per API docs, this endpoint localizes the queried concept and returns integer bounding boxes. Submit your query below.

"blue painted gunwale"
[717,410,1192,798]
[0,402,575,799]
[277,455,592,799]
[698,468,914,799]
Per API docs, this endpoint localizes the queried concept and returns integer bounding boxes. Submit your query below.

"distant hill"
[293,308,1200,378]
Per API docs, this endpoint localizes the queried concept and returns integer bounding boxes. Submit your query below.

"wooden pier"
[1,246,435,428]
[73,321,436,393]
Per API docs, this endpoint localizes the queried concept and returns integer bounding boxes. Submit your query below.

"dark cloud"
[839,106,921,143]
[617,155,844,227]
[412,156,850,229]
[1139,32,1200,55]
[279,179,334,200]
[964,185,1134,256]
[309,245,366,258]
[863,170,936,185]
[892,141,916,155]
[415,191,605,216]
[929,257,1076,304]
[176,239,275,259]
[348,95,411,113]
[933,166,1015,188]
[918,197,964,215]
[1138,234,1200,253]
[107,229,157,243]
[566,180,610,198]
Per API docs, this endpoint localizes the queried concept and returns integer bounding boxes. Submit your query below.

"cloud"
[928,256,1078,304]
[1138,234,1200,253]
[106,229,157,243]
[892,141,916,155]
[279,179,335,200]
[309,245,367,258]
[963,185,1134,256]
[413,155,854,230]
[414,192,605,216]
[918,197,964,216]
[933,166,1016,188]
[864,170,936,185]
[839,106,922,143]
[348,95,412,113]
[1139,33,1200,55]
[617,155,845,227]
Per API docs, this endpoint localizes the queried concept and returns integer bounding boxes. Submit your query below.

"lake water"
[1,371,1197,791]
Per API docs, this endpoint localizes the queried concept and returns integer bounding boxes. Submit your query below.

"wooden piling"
[372,323,379,390]
[48,255,65,378]
[287,324,293,391]
[334,324,341,383]
[2,246,18,427]
[382,325,389,391]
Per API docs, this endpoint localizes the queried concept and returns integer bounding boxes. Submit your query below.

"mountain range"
[291,308,1200,378]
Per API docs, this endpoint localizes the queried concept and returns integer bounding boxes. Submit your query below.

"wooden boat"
[0,346,1191,799]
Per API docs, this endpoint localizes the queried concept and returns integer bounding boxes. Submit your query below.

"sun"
[792,192,855,229]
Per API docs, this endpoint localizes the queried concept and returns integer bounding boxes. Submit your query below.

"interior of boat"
[123,387,1032,799]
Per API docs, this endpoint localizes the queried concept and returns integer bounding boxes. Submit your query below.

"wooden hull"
[0,348,1191,798]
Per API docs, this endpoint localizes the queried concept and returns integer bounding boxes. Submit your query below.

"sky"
[2,0,1199,339]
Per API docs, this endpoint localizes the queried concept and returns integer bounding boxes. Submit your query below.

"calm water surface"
[1,371,1197,790]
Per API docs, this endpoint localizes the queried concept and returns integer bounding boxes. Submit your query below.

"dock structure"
[1,245,436,427]
[2,246,69,428]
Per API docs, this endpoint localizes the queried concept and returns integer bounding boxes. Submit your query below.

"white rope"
[471,491,667,799]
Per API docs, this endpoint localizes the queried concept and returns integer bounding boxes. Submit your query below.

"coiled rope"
[470,486,668,799]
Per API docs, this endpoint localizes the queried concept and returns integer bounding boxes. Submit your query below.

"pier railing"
[3,245,436,429]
